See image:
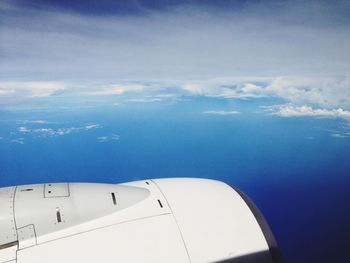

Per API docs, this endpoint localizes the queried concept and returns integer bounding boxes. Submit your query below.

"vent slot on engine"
[157,199,163,208]
[56,208,62,223]
[111,192,117,205]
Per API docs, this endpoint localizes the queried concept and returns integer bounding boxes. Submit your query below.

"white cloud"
[180,75,350,108]
[97,134,120,143]
[18,120,52,124]
[314,126,350,138]
[11,138,24,144]
[331,133,349,138]
[126,98,163,103]
[4,76,349,110]
[83,84,145,96]
[182,84,205,95]
[18,126,30,133]
[0,88,15,96]
[203,110,240,115]
[85,124,101,129]
[17,123,101,137]
[97,136,108,143]
[267,105,350,119]
[125,93,181,103]
[0,81,66,98]
[264,76,350,107]
[217,83,267,99]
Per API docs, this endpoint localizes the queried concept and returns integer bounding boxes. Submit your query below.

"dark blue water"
[1,101,350,263]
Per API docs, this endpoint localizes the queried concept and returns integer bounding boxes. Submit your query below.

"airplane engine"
[0,178,282,263]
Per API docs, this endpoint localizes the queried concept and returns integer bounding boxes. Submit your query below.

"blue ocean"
[1,99,349,263]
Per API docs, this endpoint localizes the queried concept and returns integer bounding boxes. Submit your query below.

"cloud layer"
[0,0,349,113]
[1,1,349,80]
[97,134,120,143]
[17,123,101,138]
[264,105,350,120]
[203,110,240,115]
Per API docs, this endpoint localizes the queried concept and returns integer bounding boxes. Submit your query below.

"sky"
[1,0,350,111]
[1,1,350,263]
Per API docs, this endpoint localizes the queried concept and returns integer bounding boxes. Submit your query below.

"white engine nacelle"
[0,178,282,263]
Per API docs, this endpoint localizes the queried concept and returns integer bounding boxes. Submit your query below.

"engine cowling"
[0,178,281,263]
